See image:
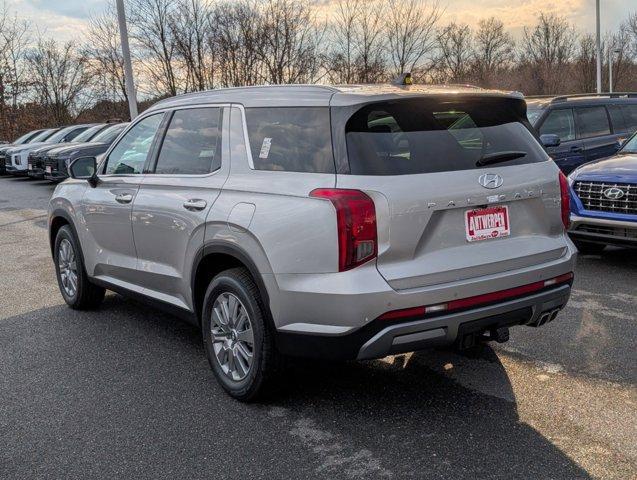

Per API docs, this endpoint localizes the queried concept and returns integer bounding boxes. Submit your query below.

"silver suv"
[48,85,576,400]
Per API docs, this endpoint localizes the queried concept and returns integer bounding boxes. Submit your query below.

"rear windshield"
[245,107,334,173]
[344,98,547,176]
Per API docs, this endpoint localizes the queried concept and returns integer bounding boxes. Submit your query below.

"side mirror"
[540,134,561,148]
[69,156,98,187]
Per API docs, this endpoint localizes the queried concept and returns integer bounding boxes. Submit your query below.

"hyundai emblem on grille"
[603,187,625,200]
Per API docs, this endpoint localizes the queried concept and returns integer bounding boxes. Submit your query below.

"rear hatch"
[332,95,567,290]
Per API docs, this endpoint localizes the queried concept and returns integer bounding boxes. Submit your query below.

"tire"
[54,225,105,310]
[201,267,280,401]
[573,240,606,255]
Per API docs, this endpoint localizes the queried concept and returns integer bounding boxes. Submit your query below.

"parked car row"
[0,121,128,181]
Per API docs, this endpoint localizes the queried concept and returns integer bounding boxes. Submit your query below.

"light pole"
[609,48,621,93]
[596,0,602,94]
[116,0,138,120]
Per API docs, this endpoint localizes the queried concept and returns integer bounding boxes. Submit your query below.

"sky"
[6,0,633,43]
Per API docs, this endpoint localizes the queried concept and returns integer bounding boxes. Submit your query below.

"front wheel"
[201,268,280,401]
[54,225,105,309]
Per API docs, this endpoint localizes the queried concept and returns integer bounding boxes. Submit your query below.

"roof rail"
[526,92,637,103]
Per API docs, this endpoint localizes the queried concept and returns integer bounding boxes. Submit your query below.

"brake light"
[558,172,570,230]
[310,188,377,271]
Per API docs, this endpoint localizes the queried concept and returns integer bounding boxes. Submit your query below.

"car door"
[131,106,230,311]
[81,113,164,287]
[538,107,584,174]
[574,106,618,163]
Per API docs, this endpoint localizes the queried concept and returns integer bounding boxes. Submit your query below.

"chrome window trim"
[143,104,229,179]
[231,103,256,170]
[99,103,231,178]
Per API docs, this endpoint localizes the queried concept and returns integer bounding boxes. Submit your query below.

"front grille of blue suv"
[567,130,637,253]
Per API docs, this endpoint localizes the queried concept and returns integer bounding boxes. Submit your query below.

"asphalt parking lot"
[0,176,635,480]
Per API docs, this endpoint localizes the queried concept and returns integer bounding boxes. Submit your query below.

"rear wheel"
[54,225,105,309]
[201,268,280,401]
[573,240,605,255]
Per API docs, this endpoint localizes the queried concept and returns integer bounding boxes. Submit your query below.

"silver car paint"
[49,85,576,342]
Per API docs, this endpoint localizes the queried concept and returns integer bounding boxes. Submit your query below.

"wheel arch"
[191,241,274,329]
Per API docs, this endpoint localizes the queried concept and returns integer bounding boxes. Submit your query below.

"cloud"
[21,0,107,20]
[4,0,632,44]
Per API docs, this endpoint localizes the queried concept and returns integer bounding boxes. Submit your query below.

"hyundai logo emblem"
[603,187,625,200]
[478,173,504,189]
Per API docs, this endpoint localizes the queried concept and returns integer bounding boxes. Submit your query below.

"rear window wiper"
[476,151,527,167]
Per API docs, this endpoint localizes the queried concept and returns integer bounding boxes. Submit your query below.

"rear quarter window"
[575,106,611,139]
[343,97,548,176]
[245,107,334,173]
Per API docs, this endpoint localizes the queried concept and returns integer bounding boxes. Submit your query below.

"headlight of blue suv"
[567,169,579,186]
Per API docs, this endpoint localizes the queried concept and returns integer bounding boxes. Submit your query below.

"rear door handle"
[183,199,207,211]
[115,193,133,204]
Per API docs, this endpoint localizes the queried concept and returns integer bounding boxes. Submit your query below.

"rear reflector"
[378,272,573,321]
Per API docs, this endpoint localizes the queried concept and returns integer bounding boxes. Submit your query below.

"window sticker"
[259,137,272,159]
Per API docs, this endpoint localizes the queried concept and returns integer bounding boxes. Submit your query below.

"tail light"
[310,188,377,272]
[558,172,570,230]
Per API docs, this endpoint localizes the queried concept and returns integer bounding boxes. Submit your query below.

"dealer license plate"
[465,206,510,242]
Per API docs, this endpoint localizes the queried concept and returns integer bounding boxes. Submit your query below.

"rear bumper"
[276,283,571,360]
[569,214,637,247]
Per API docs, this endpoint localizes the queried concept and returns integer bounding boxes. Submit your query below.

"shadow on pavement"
[0,295,591,479]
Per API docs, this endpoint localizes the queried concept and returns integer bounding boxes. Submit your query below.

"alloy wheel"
[58,238,78,298]
[210,292,255,381]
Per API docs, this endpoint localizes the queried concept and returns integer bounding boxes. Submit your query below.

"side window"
[63,127,88,142]
[245,107,334,173]
[154,107,222,175]
[539,109,575,142]
[621,105,637,132]
[607,105,627,133]
[575,106,610,139]
[104,114,163,175]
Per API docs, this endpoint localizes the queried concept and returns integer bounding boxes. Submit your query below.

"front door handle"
[115,193,133,204]
[570,146,583,153]
[183,199,207,211]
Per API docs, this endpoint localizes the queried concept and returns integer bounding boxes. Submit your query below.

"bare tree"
[384,0,442,78]
[573,34,598,93]
[170,0,214,92]
[256,0,325,84]
[436,22,473,83]
[354,0,387,83]
[606,24,633,91]
[85,7,128,103]
[210,0,263,88]
[27,38,93,124]
[129,0,181,96]
[522,13,577,94]
[327,0,360,84]
[472,17,514,87]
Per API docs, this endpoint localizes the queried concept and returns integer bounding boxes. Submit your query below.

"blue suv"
[567,130,637,253]
[527,93,637,174]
